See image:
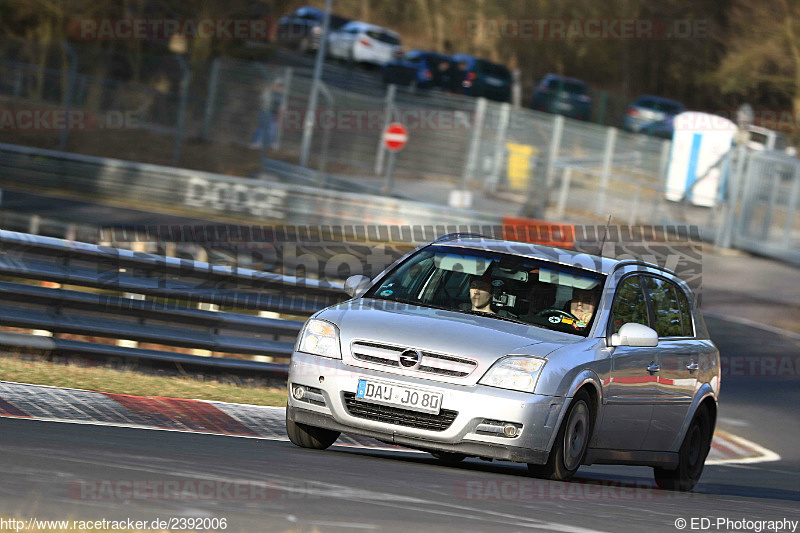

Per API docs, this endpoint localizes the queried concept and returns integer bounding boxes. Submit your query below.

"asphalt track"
[0,316,796,533]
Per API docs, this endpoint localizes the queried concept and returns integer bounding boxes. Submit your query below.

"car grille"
[343,392,458,432]
[350,341,477,378]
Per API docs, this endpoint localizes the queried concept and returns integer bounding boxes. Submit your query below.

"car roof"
[542,73,587,85]
[434,237,663,275]
[635,94,683,106]
[341,20,399,35]
[407,50,449,58]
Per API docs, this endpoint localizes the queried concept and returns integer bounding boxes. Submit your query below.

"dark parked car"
[382,50,451,89]
[531,74,592,121]
[450,54,512,102]
[639,116,676,140]
[277,6,351,52]
[624,95,684,133]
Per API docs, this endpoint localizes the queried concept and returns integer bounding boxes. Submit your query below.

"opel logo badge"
[399,349,423,369]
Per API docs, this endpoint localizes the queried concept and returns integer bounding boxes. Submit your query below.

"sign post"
[381,122,408,195]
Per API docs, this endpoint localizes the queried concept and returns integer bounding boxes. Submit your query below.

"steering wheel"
[535,308,580,324]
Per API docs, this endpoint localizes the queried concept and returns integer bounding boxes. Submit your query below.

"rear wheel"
[528,390,593,481]
[654,406,712,491]
[285,405,340,450]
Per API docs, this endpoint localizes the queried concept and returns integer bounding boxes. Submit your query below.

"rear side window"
[546,78,587,94]
[643,277,683,337]
[676,288,694,337]
[611,276,649,334]
[477,61,511,80]
[367,30,400,45]
[637,97,681,113]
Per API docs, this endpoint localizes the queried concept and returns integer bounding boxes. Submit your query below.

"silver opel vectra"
[286,234,720,491]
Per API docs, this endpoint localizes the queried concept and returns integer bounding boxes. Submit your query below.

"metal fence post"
[201,57,221,141]
[594,126,618,215]
[650,139,671,222]
[460,97,487,190]
[58,42,77,152]
[596,90,608,125]
[781,160,800,249]
[273,66,293,151]
[485,102,510,193]
[172,55,191,167]
[716,146,747,249]
[299,0,332,168]
[374,83,396,175]
[544,114,564,189]
[555,167,573,218]
[316,81,334,175]
[522,114,563,219]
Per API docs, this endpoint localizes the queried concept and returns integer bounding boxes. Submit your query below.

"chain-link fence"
[2,38,798,264]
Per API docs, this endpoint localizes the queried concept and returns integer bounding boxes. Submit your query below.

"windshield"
[366,30,401,45]
[363,245,605,336]
[546,78,587,94]
[637,97,682,113]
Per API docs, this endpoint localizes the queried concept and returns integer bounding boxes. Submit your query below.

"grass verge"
[0,356,286,406]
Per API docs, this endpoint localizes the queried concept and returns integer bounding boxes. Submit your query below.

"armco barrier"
[0,230,348,376]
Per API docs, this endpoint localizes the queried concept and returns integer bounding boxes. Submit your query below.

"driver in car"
[469,278,495,314]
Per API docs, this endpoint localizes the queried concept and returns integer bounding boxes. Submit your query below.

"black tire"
[431,451,467,464]
[654,406,712,491]
[528,390,593,481]
[285,405,340,450]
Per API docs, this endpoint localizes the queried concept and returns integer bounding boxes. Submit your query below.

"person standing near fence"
[250,77,284,150]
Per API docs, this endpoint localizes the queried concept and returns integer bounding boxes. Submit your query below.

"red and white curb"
[0,381,780,465]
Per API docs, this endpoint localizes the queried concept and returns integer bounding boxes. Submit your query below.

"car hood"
[316,299,581,386]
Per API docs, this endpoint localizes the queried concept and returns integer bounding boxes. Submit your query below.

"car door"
[596,274,659,450]
[328,26,348,58]
[640,276,700,451]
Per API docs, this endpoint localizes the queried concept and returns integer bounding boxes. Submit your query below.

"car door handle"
[686,362,699,372]
[647,363,660,373]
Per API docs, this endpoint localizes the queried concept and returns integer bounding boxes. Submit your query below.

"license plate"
[486,76,503,87]
[356,379,442,414]
[556,101,573,110]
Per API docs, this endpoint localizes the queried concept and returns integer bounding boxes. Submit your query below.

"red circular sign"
[382,122,408,152]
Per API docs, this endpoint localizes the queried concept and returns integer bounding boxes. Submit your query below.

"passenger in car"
[569,287,598,324]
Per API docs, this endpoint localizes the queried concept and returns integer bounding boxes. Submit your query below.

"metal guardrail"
[0,230,348,376]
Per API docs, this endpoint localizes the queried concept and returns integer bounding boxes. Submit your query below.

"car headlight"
[297,319,341,359]
[479,356,546,393]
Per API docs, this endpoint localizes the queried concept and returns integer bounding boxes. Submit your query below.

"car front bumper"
[286,351,565,464]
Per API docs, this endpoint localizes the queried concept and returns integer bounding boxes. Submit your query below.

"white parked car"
[327,21,402,67]
[286,234,721,491]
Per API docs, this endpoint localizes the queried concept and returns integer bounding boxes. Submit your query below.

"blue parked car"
[450,54,513,102]
[530,74,592,121]
[382,50,452,89]
[624,95,684,133]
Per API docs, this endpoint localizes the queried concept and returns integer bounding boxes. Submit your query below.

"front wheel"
[528,390,593,481]
[431,451,467,464]
[654,406,712,491]
[286,405,340,450]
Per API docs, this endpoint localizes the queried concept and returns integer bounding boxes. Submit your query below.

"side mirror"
[344,275,371,298]
[610,323,659,347]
